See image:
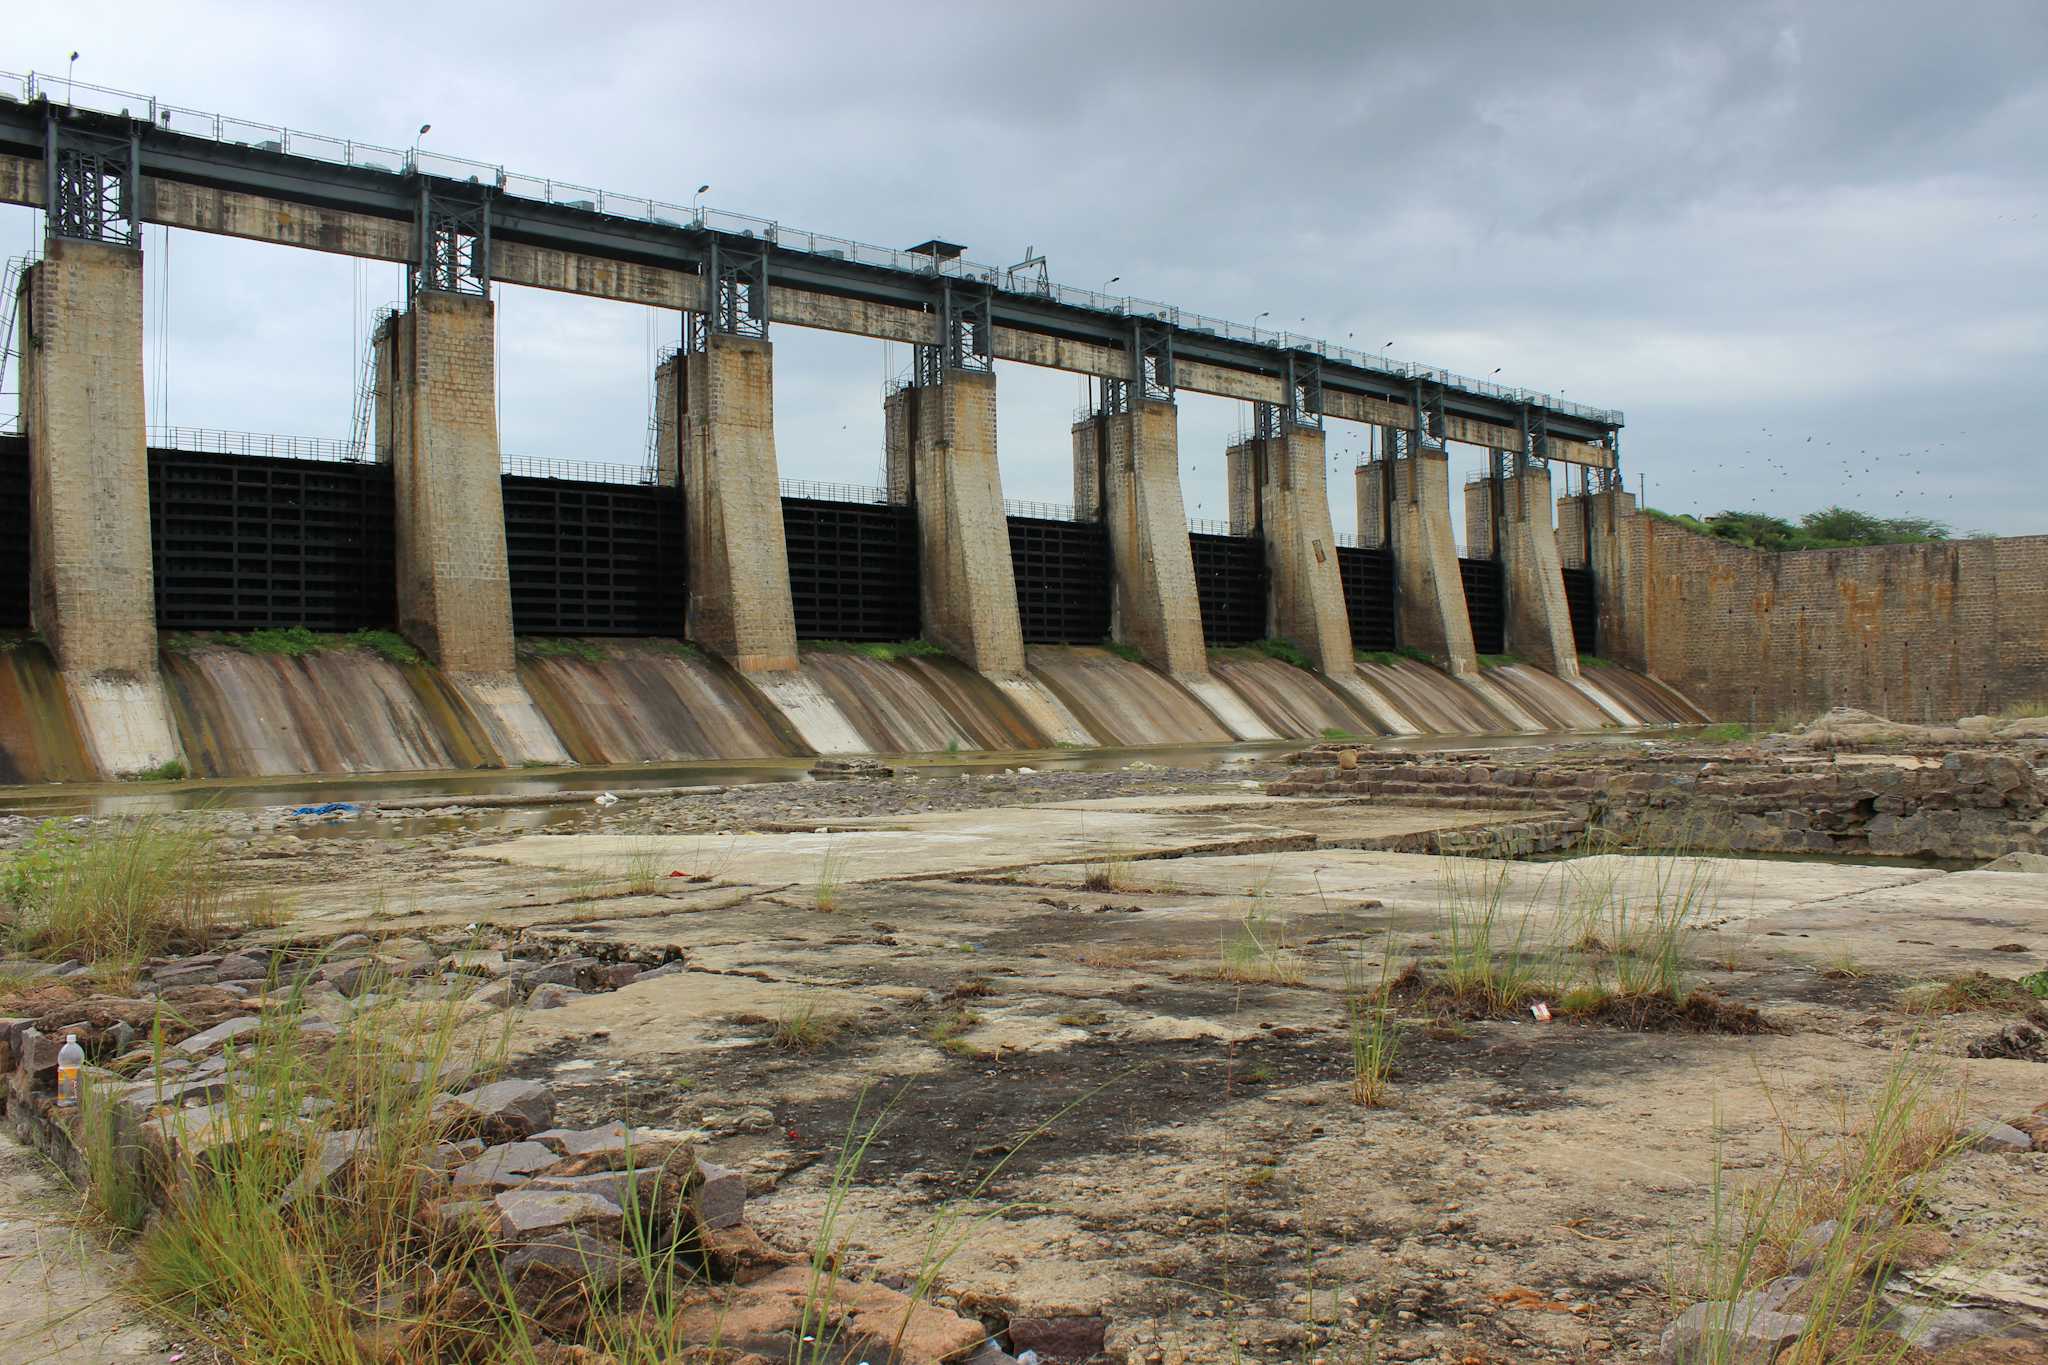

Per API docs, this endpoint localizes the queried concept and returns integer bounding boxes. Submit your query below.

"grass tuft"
[1345,946,1403,1107]
[774,995,843,1051]
[130,758,189,782]
[1672,1049,1965,1363]
[1,817,240,963]
[1900,971,2035,1014]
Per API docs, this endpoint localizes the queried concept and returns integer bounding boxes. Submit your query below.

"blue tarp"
[289,802,360,816]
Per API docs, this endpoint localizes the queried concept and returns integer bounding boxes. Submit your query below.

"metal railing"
[501,455,657,485]
[1003,498,1086,522]
[778,478,891,505]
[1188,517,1242,537]
[1,69,1623,428]
[147,426,365,462]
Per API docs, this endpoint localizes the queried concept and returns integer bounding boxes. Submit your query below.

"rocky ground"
[0,727,2044,1362]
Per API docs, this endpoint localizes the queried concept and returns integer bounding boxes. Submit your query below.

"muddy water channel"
[1,734,2042,1362]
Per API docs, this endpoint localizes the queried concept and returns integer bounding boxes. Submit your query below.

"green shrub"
[241,627,324,658]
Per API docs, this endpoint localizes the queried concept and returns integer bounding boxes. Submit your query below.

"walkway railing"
[1003,498,1086,522]
[0,69,1621,428]
[501,455,657,485]
[147,426,365,463]
[778,478,891,505]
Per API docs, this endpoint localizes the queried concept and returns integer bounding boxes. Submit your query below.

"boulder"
[174,1015,261,1057]
[1659,1299,1805,1364]
[692,1159,745,1230]
[451,1140,561,1191]
[676,1265,989,1365]
[1968,1120,2035,1153]
[525,985,586,1010]
[493,1186,623,1240]
[439,1079,555,1141]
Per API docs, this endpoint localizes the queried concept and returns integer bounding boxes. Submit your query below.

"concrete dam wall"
[1560,492,2048,725]
[0,638,1701,784]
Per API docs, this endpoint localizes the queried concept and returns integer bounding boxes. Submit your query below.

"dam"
[0,69,1810,784]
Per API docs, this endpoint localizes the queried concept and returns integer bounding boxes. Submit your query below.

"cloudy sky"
[7,1,2045,536]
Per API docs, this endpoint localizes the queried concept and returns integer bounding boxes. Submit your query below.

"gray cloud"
[7,0,2045,534]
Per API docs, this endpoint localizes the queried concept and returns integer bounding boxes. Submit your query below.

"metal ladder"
[347,305,396,459]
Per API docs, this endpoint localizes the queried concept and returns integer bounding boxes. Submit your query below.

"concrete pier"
[884,372,1025,673]
[1226,427,1353,673]
[378,293,566,765]
[1496,464,1580,676]
[1084,402,1207,676]
[1362,449,1477,675]
[653,351,683,488]
[381,293,517,675]
[1225,440,1258,536]
[1582,488,1647,670]
[681,335,799,672]
[17,239,182,776]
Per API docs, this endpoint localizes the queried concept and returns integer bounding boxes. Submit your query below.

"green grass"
[161,628,425,667]
[1576,653,1613,669]
[801,638,946,662]
[1227,637,1312,670]
[1213,900,1303,984]
[129,758,188,782]
[1997,699,2048,720]
[241,626,325,657]
[1671,1050,1965,1364]
[1345,945,1403,1107]
[517,637,606,663]
[344,629,423,665]
[1477,652,1523,669]
[926,1005,983,1055]
[127,963,522,1363]
[1,817,246,963]
[773,995,843,1051]
[814,842,850,911]
[1319,727,1368,742]
[1100,640,1145,663]
[1357,645,1435,667]
[1694,722,1755,743]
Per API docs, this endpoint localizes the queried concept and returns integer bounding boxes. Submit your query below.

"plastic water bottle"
[56,1034,84,1107]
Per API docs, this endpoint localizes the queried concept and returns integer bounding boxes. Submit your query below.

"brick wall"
[1639,518,2048,723]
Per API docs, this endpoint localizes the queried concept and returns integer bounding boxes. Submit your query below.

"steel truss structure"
[45,116,138,244]
[414,185,490,295]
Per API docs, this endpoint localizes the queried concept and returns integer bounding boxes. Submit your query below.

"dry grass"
[773,995,844,1051]
[1900,971,2034,1015]
[1210,901,1304,984]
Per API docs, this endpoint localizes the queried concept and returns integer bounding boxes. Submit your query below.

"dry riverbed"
[1,744,2045,1362]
